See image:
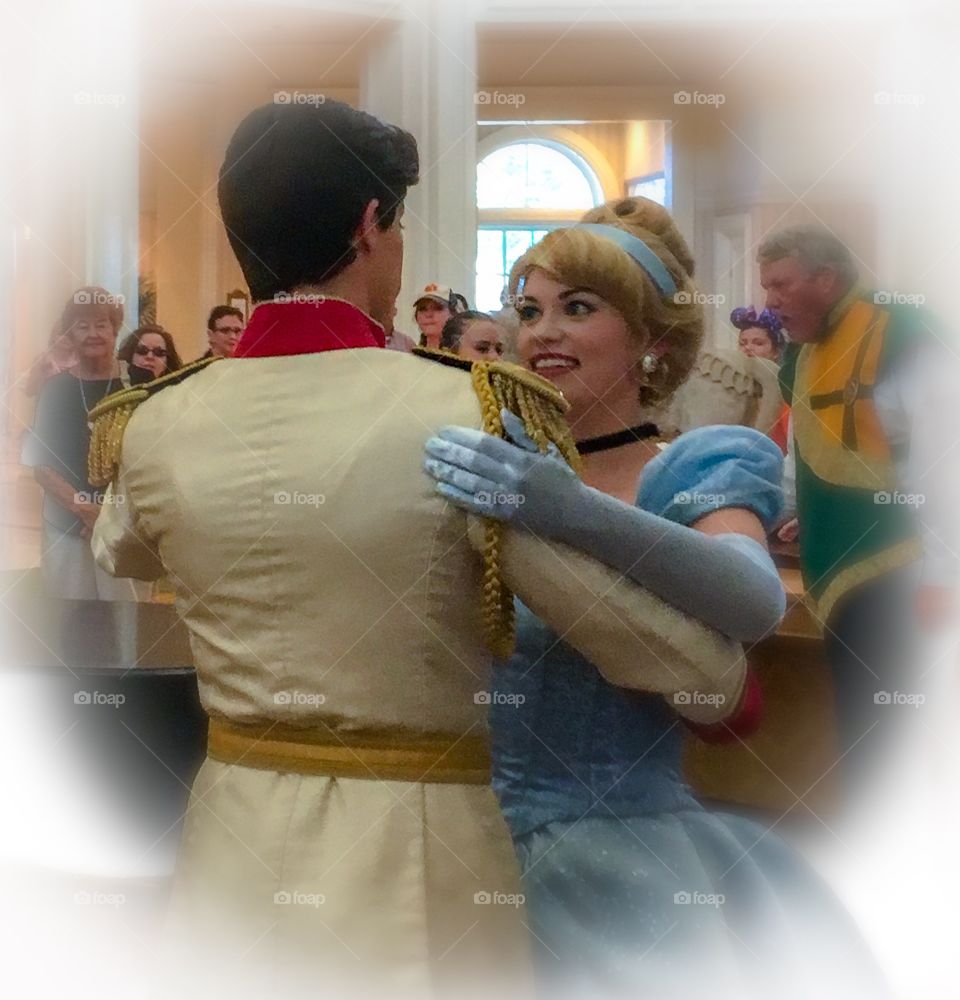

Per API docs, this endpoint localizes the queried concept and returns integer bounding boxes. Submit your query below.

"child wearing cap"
[413,282,467,348]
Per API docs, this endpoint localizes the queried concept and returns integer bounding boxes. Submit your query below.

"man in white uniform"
[91,99,740,998]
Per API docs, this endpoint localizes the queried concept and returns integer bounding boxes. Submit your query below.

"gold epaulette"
[411,345,465,366]
[87,355,221,487]
[469,359,581,659]
[415,348,582,659]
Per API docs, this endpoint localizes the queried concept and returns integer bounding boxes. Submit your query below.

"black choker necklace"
[575,423,660,455]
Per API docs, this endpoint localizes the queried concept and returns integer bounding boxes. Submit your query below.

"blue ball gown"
[490,427,888,999]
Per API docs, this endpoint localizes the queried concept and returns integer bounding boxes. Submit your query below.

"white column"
[70,0,141,329]
[360,0,478,319]
[151,78,218,357]
[3,0,140,443]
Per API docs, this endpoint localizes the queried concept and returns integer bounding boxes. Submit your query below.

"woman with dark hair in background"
[732,305,791,457]
[440,309,506,360]
[732,305,786,362]
[118,324,184,382]
[412,283,468,348]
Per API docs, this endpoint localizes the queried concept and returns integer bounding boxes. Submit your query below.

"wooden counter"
[683,548,841,819]
[3,552,838,829]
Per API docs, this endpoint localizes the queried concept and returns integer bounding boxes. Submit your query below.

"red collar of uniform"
[234,298,386,358]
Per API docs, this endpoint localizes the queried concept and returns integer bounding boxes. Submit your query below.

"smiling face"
[415,300,452,346]
[69,312,117,364]
[515,268,644,429]
[737,326,778,360]
[132,331,170,377]
[457,319,505,361]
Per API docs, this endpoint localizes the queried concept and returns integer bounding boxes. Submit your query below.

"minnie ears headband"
[730,306,784,339]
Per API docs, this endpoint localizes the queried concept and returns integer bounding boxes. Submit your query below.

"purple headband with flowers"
[730,306,785,348]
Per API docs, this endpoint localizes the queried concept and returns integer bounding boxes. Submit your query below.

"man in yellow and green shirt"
[759,225,957,810]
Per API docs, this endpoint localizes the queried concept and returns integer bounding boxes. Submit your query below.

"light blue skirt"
[514,808,889,999]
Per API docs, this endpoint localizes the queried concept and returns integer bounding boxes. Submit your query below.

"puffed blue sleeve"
[637,425,785,531]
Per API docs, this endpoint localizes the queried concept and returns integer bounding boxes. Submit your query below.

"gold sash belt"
[207,718,492,785]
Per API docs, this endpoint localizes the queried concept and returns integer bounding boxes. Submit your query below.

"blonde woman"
[424,198,886,998]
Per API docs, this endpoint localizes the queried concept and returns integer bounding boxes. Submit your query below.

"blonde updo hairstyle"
[508,197,703,408]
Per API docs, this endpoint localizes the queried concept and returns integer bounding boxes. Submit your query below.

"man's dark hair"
[440,310,496,351]
[207,305,244,331]
[218,100,419,302]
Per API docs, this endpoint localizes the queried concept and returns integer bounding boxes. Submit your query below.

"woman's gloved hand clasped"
[423,408,581,536]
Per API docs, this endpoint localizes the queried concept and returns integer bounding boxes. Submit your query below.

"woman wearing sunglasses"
[118,324,184,381]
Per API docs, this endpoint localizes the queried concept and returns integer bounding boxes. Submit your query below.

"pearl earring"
[641,353,659,375]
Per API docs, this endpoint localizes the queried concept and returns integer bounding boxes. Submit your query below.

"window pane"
[627,174,667,206]
[503,230,534,278]
[476,227,559,312]
[475,272,507,314]
[477,145,529,209]
[477,142,598,210]
[477,229,504,276]
[504,229,533,262]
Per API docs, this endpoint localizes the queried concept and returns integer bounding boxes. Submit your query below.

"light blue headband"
[569,223,678,298]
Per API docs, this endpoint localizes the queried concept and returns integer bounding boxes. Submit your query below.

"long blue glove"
[423,410,785,642]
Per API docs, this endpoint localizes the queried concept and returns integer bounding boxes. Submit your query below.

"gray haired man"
[760,224,957,811]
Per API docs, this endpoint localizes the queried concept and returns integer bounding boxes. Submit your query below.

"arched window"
[475,140,603,312]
